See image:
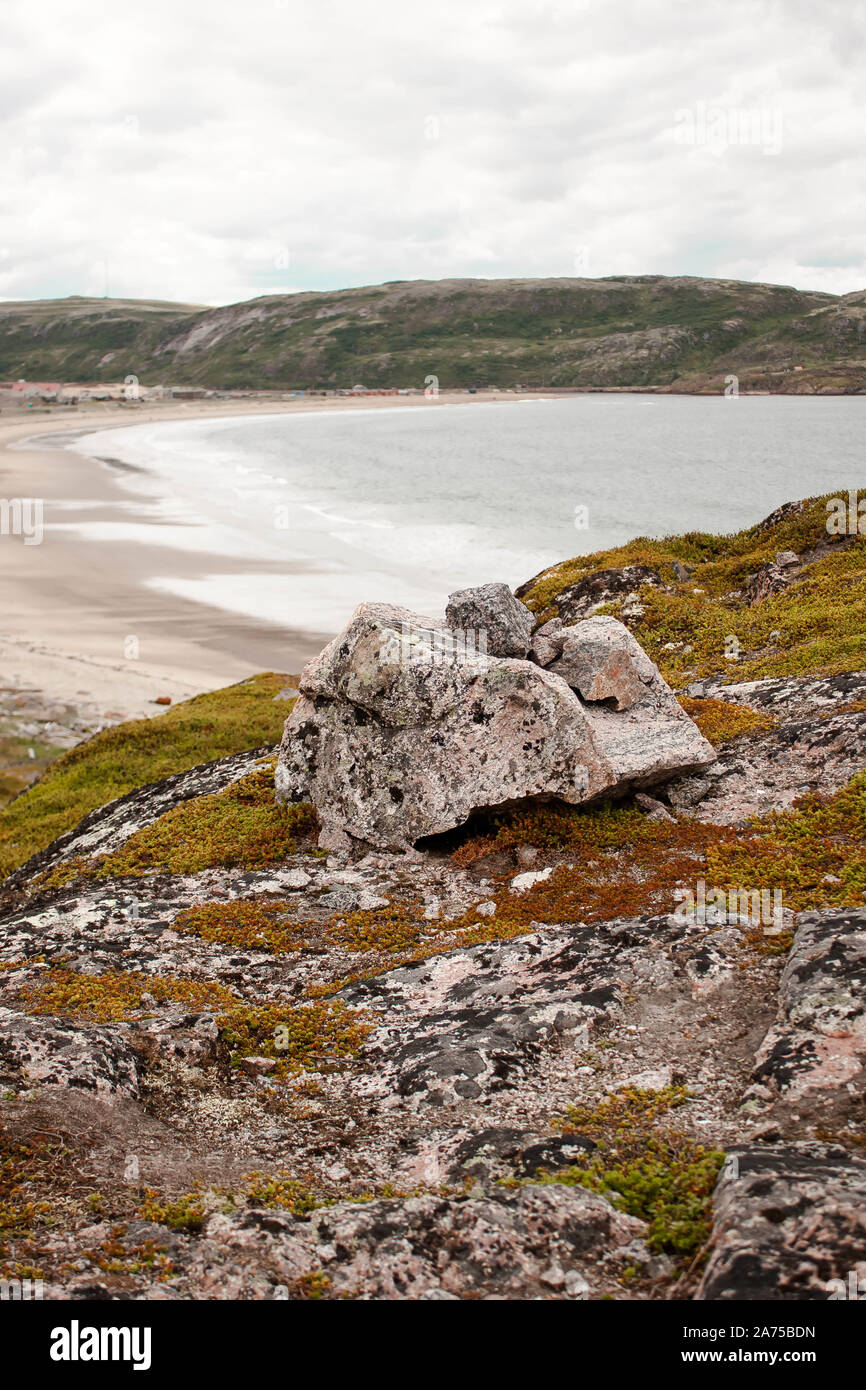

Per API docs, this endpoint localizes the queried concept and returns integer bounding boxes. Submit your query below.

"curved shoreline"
[0,389,554,721]
[2,387,864,725]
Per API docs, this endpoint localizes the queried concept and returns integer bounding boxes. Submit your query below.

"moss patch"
[441,770,866,939]
[446,806,729,931]
[82,1229,175,1280]
[92,763,317,880]
[171,770,866,993]
[236,1171,322,1214]
[0,725,66,808]
[217,999,374,1076]
[535,1087,725,1258]
[137,1191,206,1232]
[0,673,297,880]
[173,899,311,953]
[0,1127,67,1271]
[21,968,236,1023]
[706,771,866,912]
[173,899,423,958]
[519,493,866,686]
[677,696,775,745]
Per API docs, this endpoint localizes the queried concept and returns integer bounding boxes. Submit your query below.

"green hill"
[1,275,865,392]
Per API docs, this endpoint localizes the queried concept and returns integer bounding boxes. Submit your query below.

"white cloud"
[1,0,864,305]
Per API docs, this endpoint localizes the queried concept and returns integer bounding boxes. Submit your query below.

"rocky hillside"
[1,492,865,1301]
[2,276,866,392]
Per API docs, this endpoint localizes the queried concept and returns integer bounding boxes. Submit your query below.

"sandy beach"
[0,390,555,726]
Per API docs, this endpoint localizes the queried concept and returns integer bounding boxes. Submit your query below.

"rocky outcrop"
[2,774,865,1299]
[698,1144,866,1300]
[743,550,803,604]
[667,671,866,821]
[3,746,271,890]
[748,909,866,1118]
[0,1007,140,1098]
[47,1185,649,1302]
[529,617,566,666]
[275,599,715,849]
[547,615,657,710]
[546,565,667,623]
[3,546,866,1305]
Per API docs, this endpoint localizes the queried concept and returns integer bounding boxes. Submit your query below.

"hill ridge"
[1,273,864,392]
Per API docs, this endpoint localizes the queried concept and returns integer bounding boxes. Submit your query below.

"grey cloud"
[0,0,863,305]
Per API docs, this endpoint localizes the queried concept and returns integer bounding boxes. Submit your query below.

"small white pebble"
[510,867,554,894]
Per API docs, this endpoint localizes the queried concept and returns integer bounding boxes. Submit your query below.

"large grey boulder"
[276,600,715,849]
[445,582,534,658]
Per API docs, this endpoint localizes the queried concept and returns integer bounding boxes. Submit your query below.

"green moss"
[0,673,297,880]
[217,999,373,1076]
[539,1139,724,1256]
[294,1271,332,1300]
[173,899,423,957]
[325,905,424,954]
[0,726,66,810]
[707,771,866,912]
[138,1191,206,1232]
[85,1231,175,1279]
[555,1085,693,1135]
[536,1088,724,1258]
[0,1128,66,1265]
[520,493,866,685]
[238,1172,322,1214]
[94,763,317,879]
[173,899,309,953]
[21,967,237,1022]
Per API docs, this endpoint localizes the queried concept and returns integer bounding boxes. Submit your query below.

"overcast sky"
[2,0,864,306]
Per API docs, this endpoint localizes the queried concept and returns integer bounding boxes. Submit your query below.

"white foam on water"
[67,396,866,638]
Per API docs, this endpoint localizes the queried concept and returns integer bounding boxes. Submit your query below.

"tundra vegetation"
[1,490,865,1298]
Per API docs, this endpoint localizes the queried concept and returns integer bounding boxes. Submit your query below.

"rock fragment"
[548,615,656,711]
[445,581,534,658]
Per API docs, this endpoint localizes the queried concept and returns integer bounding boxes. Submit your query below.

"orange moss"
[677,696,775,745]
[21,968,236,1022]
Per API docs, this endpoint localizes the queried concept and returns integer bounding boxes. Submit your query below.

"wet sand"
[0,391,552,719]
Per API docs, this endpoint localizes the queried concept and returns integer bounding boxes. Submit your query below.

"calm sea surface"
[74,395,866,634]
